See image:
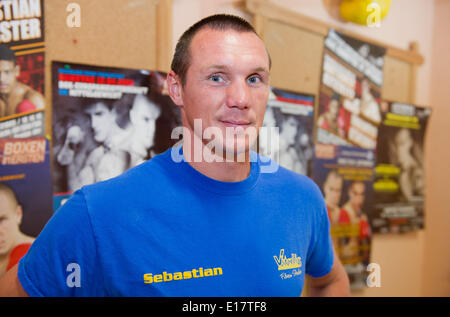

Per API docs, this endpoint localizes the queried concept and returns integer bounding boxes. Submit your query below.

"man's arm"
[307,250,350,297]
[0,264,29,297]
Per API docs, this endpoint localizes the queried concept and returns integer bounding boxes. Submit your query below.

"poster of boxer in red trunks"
[0,0,44,119]
[311,143,375,290]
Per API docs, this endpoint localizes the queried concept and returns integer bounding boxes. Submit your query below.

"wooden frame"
[156,0,174,73]
[44,0,173,137]
[236,0,423,106]
[243,0,423,66]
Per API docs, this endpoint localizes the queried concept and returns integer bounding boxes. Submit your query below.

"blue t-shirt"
[18,146,334,296]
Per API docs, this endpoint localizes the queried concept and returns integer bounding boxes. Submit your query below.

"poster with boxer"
[0,136,52,242]
[372,101,431,233]
[259,87,315,176]
[0,0,45,120]
[0,109,44,138]
[317,29,386,150]
[52,61,181,211]
[311,143,375,290]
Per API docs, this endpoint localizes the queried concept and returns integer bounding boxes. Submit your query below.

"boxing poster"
[259,87,315,176]
[317,29,386,149]
[372,101,431,233]
[0,109,44,138]
[0,136,52,238]
[0,0,45,119]
[52,61,181,210]
[311,143,375,290]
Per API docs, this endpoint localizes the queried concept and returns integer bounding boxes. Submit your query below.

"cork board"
[264,20,325,96]
[44,0,172,137]
[382,55,412,103]
[246,0,420,105]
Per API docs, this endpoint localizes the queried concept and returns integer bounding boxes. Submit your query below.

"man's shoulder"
[81,152,171,203]
[257,155,323,201]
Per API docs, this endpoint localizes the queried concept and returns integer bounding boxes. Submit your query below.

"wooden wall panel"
[382,55,412,103]
[264,20,325,95]
[44,0,172,137]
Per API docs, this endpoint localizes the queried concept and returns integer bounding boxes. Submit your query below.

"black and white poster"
[259,87,315,176]
[52,62,181,210]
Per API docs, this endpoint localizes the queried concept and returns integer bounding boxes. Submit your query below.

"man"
[337,181,371,265]
[322,170,344,252]
[359,79,381,124]
[391,128,422,201]
[323,169,344,224]
[0,14,349,296]
[278,115,303,174]
[317,93,342,136]
[127,94,161,166]
[258,104,280,161]
[336,181,371,289]
[0,45,44,118]
[0,183,34,278]
[79,100,131,184]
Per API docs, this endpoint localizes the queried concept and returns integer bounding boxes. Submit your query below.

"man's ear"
[15,205,23,226]
[166,70,184,107]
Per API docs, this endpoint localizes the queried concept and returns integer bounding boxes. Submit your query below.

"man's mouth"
[218,120,252,128]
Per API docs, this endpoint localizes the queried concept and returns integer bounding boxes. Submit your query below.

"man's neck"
[182,141,251,183]
[350,203,362,216]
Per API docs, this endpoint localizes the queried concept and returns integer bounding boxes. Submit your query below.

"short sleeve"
[305,199,335,278]
[17,190,105,296]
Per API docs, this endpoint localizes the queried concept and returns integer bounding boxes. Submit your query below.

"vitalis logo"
[274,249,303,280]
[273,249,302,271]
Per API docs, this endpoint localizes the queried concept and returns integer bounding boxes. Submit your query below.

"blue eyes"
[210,75,224,83]
[247,76,261,84]
[208,74,262,84]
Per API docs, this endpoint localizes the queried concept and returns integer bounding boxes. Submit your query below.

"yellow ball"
[340,0,391,26]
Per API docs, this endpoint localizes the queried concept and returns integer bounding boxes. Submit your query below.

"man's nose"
[226,79,249,109]
[91,117,98,129]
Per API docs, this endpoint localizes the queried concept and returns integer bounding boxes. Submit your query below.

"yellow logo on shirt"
[274,249,302,271]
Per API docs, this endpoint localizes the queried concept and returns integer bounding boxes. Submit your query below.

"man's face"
[262,106,276,128]
[349,182,365,211]
[176,28,270,156]
[395,128,413,150]
[281,116,298,146]
[130,95,161,149]
[0,192,21,256]
[0,60,19,94]
[324,173,343,207]
[328,99,339,120]
[85,102,115,143]
[361,79,370,95]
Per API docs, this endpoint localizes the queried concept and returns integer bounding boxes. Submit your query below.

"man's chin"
[220,138,256,162]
